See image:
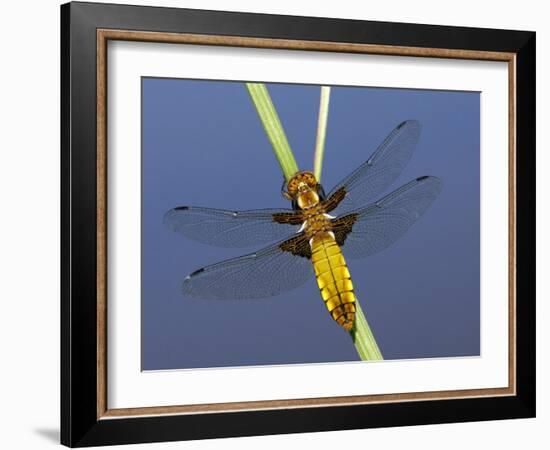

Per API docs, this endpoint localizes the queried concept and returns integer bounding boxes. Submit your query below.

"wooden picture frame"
[61,1,535,446]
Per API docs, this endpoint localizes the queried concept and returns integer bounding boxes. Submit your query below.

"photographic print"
[141,78,480,371]
[62,6,534,445]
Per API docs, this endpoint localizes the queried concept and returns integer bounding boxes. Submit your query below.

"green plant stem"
[313,86,331,181]
[246,83,299,181]
[311,86,383,361]
[246,82,382,361]
[350,301,383,360]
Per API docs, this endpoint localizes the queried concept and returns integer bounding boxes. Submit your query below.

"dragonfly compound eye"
[286,171,318,199]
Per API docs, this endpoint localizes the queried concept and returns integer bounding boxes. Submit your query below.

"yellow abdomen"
[310,231,356,330]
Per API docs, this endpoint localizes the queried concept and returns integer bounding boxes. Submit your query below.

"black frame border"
[61,2,535,447]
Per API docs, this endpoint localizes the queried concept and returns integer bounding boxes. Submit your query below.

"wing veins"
[332,176,442,259]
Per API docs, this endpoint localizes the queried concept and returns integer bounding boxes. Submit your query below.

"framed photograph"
[61,1,535,447]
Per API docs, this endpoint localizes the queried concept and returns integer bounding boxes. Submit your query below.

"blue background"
[141,78,480,370]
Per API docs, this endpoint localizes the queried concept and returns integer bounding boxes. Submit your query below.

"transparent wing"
[182,235,313,299]
[332,176,442,259]
[327,120,422,216]
[164,206,301,248]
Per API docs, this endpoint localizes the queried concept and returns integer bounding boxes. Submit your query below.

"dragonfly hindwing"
[279,234,312,259]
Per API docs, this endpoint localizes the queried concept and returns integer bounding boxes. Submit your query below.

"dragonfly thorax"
[302,213,333,240]
[297,187,320,209]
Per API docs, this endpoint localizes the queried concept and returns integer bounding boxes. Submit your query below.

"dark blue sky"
[141,78,480,370]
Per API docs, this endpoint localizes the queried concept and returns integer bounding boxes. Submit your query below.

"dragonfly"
[164,120,442,331]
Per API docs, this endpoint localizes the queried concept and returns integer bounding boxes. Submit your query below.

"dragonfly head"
[283,171,321,210]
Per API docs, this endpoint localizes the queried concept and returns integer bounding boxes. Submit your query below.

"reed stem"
[246,83,299,181]
[310,86,383,361]
[246,82,383,361]
[313,86,331,180]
